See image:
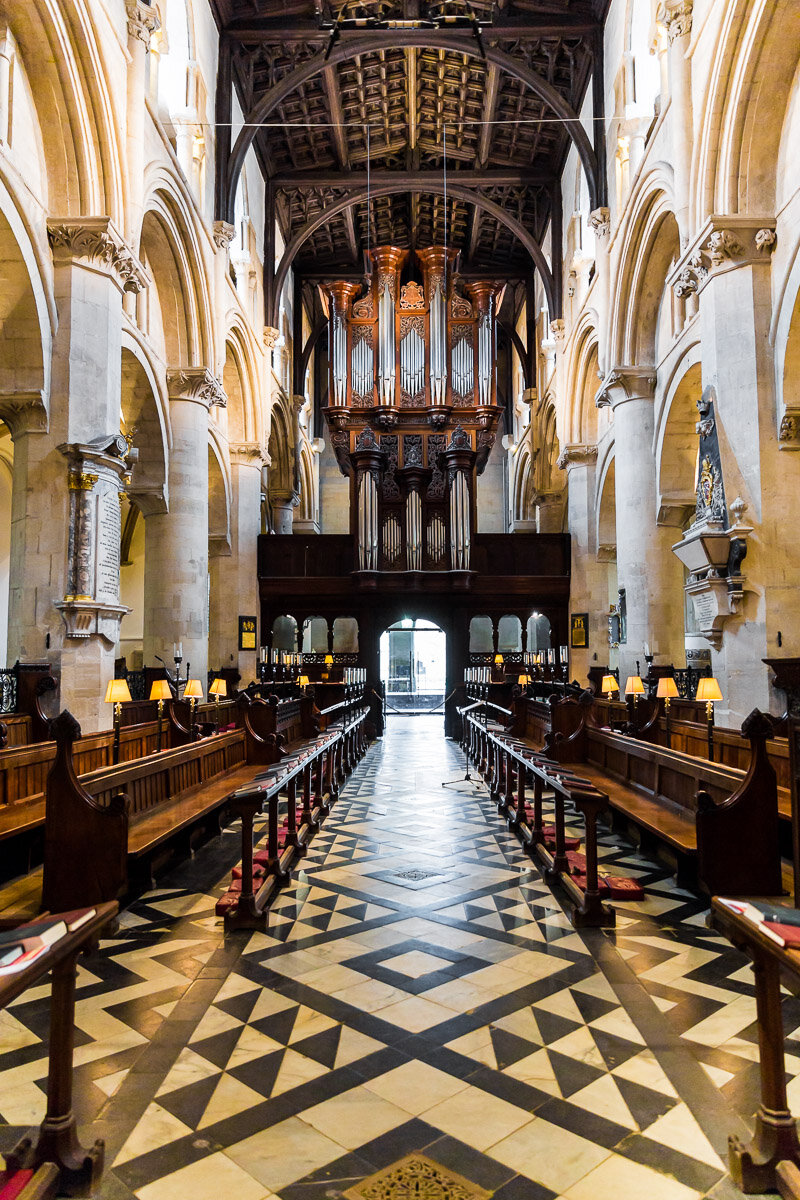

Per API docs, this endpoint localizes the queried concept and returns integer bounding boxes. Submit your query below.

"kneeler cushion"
[0,1171,34,1200]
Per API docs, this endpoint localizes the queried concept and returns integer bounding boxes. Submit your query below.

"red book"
[764,922,800,947]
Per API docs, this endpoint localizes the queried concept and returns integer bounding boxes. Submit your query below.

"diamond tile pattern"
[0,715,792,1200]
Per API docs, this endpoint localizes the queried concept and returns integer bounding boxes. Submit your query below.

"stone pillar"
[597,369,686,680]
[142,368,226,685]
[693,222,792,722]
[659,0,693,245]
[588,208,611,373]
[208,442,264,684]
[125,3,159,246]
[558,444,606,687]
[33,220,148,729]
[212,222,235,375]
[0,395,59,666]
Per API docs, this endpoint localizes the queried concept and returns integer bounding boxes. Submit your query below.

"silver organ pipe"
[427,513,446,564]
[351,335,373,400]
[477,309,492,406]
[400,326,425,399]
[357,472,380,571]
[382,514,402,565]
[429,277,447,404]
[449,471,471,570]
[406,489,423,570]
[378,278,396,406]
[332,312,347,405]
[451,335,474,398]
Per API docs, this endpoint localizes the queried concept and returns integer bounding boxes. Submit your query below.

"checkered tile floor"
[0,717,788,1198]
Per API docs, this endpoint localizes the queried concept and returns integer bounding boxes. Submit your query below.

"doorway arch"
[380,618,446,718]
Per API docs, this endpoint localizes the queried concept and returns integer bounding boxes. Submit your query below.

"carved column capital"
[264,326,280,350]
[557,443,598,471]
[588,207,611,238]
[166,367,227,409]
[126,1,160,44]
[212,220,235,250]
[668,216,777,297]
[0,391,48,438]
[47,217,150,294]
[550,319,566,342]
[595,367,656,410]
[229,441,267,468]
[658,0,693,42]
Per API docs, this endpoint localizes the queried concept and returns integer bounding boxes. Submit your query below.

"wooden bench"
[0,902,118,1198]
[0,717,171,886]
[462,709,615,927]
[506,694,782,895]
[219,701,371,930]
[41,712,257,913]
[710,898,800,1197]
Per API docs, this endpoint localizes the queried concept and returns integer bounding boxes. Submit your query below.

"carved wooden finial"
[48,709,82,745]
[741,708,774,743]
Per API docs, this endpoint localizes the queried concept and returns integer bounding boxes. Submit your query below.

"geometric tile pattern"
[0,715,789,1199]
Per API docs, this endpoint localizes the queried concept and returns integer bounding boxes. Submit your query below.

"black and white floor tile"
[0,717,790,1198]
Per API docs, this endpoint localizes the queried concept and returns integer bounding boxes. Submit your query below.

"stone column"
[659,0,693,245]
[597,369,686,679]
[558,444,605,687]
[693,221,791,722]
[208,442,264,685]
[588,208,611,373]
[35,220,148,729]
[0,395,59,666]
[142,368,226,685]
[125,3,159,246]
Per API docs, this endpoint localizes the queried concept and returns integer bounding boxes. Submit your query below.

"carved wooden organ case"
[321,246,503,580]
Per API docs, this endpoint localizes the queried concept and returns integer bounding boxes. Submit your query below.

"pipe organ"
[322,246,503,582]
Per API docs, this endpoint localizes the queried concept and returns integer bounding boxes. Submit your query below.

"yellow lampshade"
[657,677,679,699]
[517,674,529,686]
[209,678,227,697]
[696,676,723,702]
[105,678,132,704]
[183,679,204,700]
[324,654,333,666]
[494,654,504,665]
[298,675,310,687]
[601,674,619,695]
[625,675,645,696]
[149,679,172,701]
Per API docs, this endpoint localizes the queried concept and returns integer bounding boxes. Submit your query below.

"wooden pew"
[521,695,782,895]
[219,701,371,931]
[41,712,255,912]
[710,898,800,1197]
[463,711,614,927]
[0,903,118,1197]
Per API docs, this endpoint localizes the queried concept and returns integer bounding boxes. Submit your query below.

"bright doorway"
[380,619,446,716]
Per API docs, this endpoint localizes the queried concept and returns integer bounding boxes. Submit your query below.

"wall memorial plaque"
[570,613,588,648]
[239,615,257,651]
